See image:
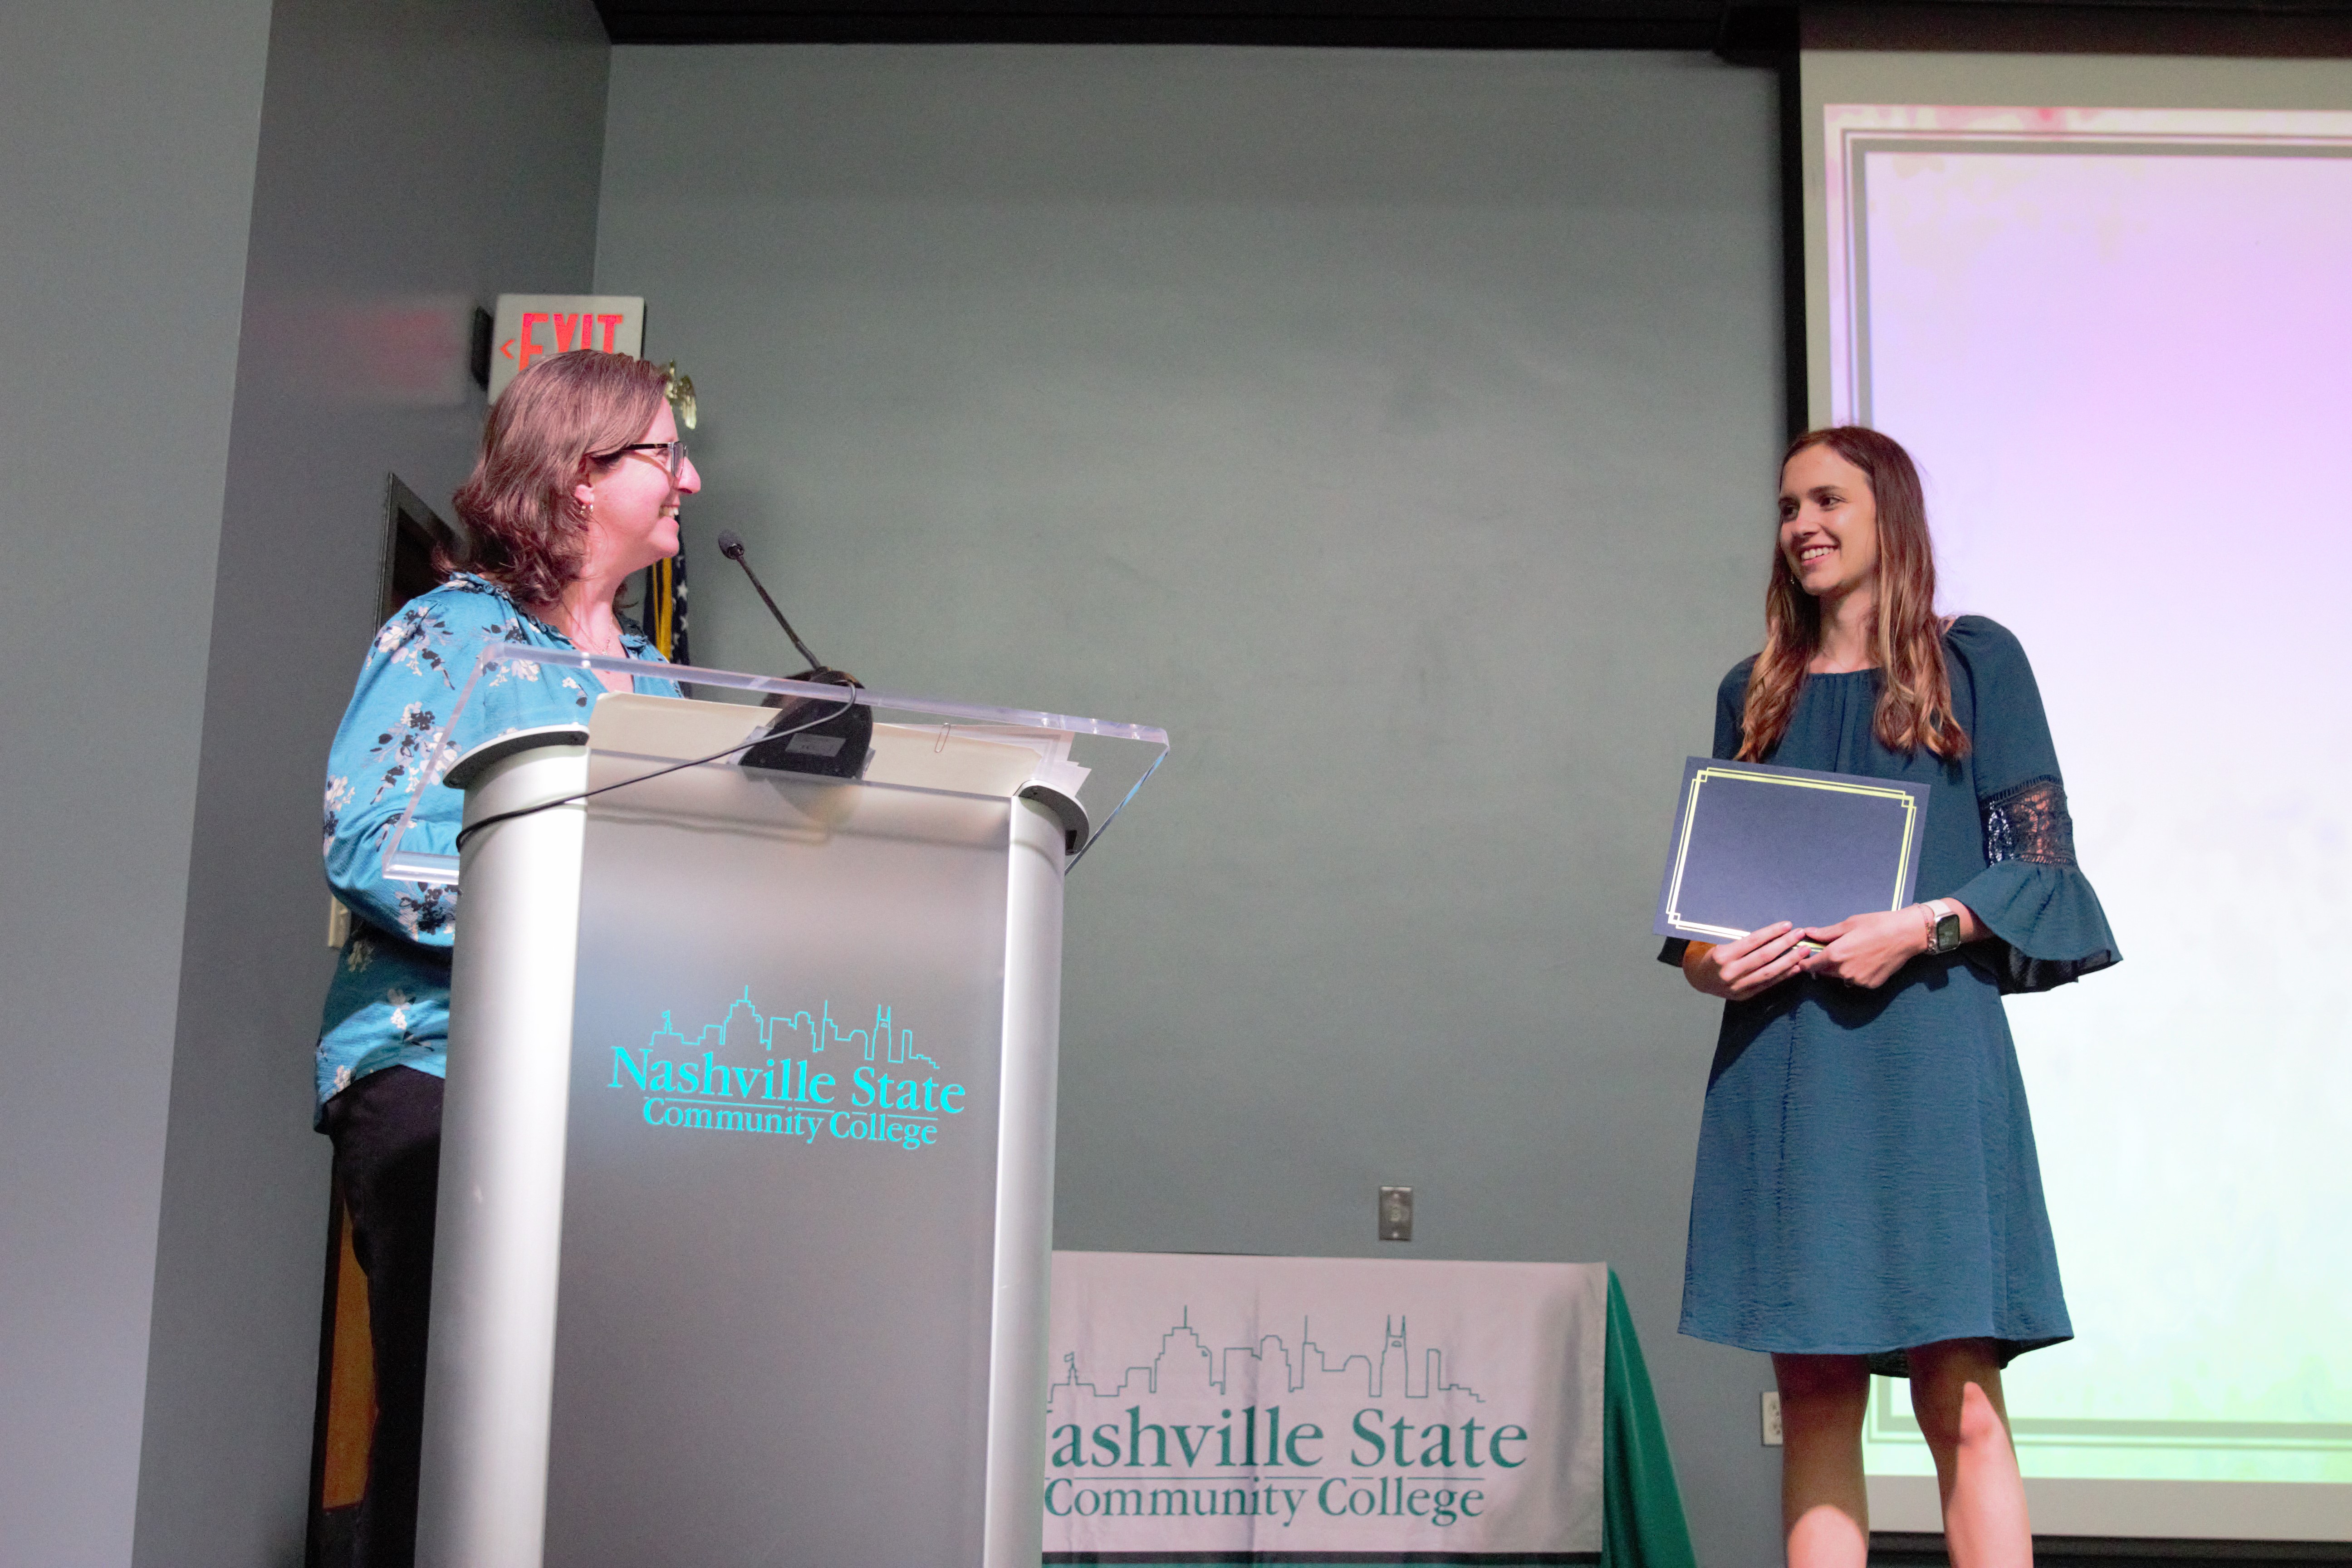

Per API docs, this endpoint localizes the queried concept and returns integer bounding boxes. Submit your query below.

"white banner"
[1044,1252,1606,1561]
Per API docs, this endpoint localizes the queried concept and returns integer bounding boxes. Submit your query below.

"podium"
[379,646,1166,1568]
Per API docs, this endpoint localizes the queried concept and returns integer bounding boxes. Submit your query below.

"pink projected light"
[1823,103,2352,1536]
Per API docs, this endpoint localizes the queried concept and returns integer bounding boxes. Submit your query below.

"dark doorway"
[378,473,461,622]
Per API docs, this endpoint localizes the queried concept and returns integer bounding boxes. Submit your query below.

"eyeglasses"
[600,438,690,478]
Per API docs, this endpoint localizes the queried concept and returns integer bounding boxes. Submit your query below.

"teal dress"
[1663,617,2119,1372]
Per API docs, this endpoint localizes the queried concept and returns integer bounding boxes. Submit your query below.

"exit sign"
[489,294,645,401]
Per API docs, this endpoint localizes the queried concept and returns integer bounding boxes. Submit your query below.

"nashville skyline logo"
[604,987,965,1152]
[1045,1311,1528,1530]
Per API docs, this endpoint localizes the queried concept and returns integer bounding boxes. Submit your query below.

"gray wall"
[127,0,612,1563]
[0,2,273,1563]
[598,44,1787,1562]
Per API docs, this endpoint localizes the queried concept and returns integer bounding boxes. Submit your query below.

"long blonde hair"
[1737,426,1968,764]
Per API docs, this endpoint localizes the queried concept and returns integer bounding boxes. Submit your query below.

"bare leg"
[1774,1352,1871,1568]
[1907,1339,2031,1568]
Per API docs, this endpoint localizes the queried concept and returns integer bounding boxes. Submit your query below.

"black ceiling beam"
[594,0,1752,49]
[591,0,2352,49]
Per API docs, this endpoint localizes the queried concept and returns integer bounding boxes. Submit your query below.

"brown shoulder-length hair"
[445,350,669,608]
[1737,426,1968,764]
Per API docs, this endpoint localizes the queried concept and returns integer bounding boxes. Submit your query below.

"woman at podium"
[312,350,692,1567]
[1661,427,2117,1568]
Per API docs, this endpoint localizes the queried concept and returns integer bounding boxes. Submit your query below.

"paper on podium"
[862,722,1090,798]
[1652,755,1927,944]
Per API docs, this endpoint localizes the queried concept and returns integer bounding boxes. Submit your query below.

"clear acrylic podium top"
[380,642,1169,887]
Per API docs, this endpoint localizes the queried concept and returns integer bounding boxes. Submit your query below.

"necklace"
[554,613,622,658]
[538,591,626,660]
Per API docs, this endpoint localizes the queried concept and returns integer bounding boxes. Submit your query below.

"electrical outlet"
[1761,1390,1783,1446]
[1378,1186,1413,1242]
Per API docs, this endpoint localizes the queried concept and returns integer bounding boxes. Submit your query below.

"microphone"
[710,529,872,779]
[715,528,826,672]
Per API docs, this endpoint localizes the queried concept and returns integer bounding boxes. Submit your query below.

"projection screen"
[1813,100,2352,1539]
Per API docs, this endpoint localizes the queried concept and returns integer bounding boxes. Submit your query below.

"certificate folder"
[1653,757,1927,943]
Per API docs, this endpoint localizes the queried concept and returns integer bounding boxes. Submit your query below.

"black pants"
[322,1065,444,1568]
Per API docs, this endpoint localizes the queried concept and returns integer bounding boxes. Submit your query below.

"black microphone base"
[740,702,873,779]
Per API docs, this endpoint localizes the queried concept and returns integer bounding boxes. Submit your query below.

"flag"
[642,549,689,666]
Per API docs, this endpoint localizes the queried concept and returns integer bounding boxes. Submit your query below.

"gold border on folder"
[1664,766,1919,941]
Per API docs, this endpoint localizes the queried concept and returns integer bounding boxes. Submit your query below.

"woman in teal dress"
[316,350,694,1568]
[1662,428,2117,1567]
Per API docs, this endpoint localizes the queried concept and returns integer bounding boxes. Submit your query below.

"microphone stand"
[711,529,871,779]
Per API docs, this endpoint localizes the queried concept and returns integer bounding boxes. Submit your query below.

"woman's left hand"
[1798,908,1926,990]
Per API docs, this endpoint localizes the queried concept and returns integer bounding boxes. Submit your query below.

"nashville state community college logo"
[607,987,965,1152]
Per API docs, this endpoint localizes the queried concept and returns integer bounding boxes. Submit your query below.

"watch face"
[1934,914,1963,952]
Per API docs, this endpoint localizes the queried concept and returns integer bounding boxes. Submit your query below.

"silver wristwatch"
[1925,898,1963,955]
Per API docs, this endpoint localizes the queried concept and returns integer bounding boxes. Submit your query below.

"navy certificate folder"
[1652,757,1928,943]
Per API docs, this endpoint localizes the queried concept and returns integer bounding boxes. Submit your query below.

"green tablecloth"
[1600,1269,1699,1568]
[1041,1269,1697,1567]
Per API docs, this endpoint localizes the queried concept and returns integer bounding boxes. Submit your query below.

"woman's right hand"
[1681,921,1808,1001]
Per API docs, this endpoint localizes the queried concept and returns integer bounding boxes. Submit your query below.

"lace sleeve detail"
[1983,776,2077,868]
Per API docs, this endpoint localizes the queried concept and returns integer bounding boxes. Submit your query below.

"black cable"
[451,696,856,853]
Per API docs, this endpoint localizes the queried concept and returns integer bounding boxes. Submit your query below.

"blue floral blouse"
[315,572,681,1115]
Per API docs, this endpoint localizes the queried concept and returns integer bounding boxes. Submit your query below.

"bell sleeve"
[1656,658,1756,968]
[1945,617,2122,994]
